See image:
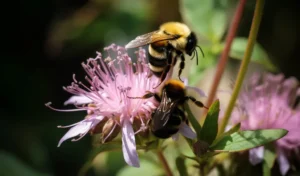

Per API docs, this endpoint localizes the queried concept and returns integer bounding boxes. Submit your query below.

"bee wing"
[125,31,179,49]
[151,91,179,130]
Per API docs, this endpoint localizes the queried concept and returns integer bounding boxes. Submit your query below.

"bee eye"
[185,32,197,55]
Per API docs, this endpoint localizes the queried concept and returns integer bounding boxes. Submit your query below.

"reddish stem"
[206,0,247,108]
[157,150,173,176]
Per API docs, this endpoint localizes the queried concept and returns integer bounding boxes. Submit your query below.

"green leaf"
[211,123,241,146]
[79,142,122,176]
[117,159,163,176]
[229,37,277,71]
[0,151,51,176]
[199,100,220,144]
[263,144,276,176]
[210,129,288,152]
[180,0,229,42]
[184,103,202,138]
[211,10,227,42]
[176,157,188,176]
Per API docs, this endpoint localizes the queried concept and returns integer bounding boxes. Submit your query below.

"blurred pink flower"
[231,73,300,175]
[46,44,160,167]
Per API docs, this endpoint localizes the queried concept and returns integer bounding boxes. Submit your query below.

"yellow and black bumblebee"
[129,79,207,138]
[125,22,204,87]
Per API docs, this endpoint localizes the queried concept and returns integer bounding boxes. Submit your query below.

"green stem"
[219,0,265,135]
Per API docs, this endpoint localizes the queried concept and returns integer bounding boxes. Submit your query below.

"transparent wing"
[125,31,179,49]
[151,91,179,130]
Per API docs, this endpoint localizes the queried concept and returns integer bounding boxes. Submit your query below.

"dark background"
[4,0,300,175]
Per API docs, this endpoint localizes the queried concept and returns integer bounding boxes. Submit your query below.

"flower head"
[231,73,300,175]
[47,44,160,167]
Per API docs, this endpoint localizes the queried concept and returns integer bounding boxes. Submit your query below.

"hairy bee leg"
[127,91,155,99]
[178,54,185,82]
[185,96,208,109]
[153,64,171,89]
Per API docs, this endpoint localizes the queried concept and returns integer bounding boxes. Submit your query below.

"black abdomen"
[151,108,186,138]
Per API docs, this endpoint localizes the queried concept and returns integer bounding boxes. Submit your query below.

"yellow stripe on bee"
[165,79,185,89]
[149,63,164,72]
[149,45,166,59]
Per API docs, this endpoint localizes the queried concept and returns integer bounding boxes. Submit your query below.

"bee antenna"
[190,50,196,61]
[196,45,205,58]
[194,49,199,65]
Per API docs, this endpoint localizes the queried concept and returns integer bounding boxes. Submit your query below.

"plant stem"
[206,0,247,108]
[157,150,173,176]
[219,0,265,135]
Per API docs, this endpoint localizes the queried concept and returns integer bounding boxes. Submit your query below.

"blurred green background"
[6,0,300,175]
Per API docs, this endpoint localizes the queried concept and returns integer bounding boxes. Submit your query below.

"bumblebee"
[129,79,207,138]
[125,22,204,87]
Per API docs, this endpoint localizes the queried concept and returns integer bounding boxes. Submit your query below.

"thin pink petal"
[58,121,93,147]
[122,120,140,167]
[172,133,179,141]
[64,95,92,105]
[186,86,207,97]
[179,123,197,139]
[278,152,290,175]
[249,146,264,165]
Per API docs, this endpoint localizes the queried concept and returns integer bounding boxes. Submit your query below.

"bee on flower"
[46,44,199,167]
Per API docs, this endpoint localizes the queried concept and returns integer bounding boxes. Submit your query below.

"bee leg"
[178,54,185,82]
[185,96,208,109]
[153,65,171,89]
[127,91,155,99]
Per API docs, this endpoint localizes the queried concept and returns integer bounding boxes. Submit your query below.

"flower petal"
[172,133,179,141]
[186,86,207,97]
[179,123,197,139]
[278,152,290,176]
[58,121,93,147]
[121,120,140,167]
[64,95,92,105]
[249,146,264,165]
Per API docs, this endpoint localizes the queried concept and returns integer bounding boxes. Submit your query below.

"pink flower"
[46,44,198,167]
[46,44,159,167]
[231,73,300,175]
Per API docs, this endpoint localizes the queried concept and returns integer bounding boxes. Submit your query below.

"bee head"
[185,32,197,56]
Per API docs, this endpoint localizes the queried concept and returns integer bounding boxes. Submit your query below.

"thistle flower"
[231,73,300,175]
[46,44,198,167]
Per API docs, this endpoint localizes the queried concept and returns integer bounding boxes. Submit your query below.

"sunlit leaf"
[210,129,287,152]
[228,37,277,71]
[199,100,220,144]
[176,157,188,176]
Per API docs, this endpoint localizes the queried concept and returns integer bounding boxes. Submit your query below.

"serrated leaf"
[184,103,202,138]
[229,37,277,71]
[199,100,220,144]
[210,129,287,152]
[176,157,188,176]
